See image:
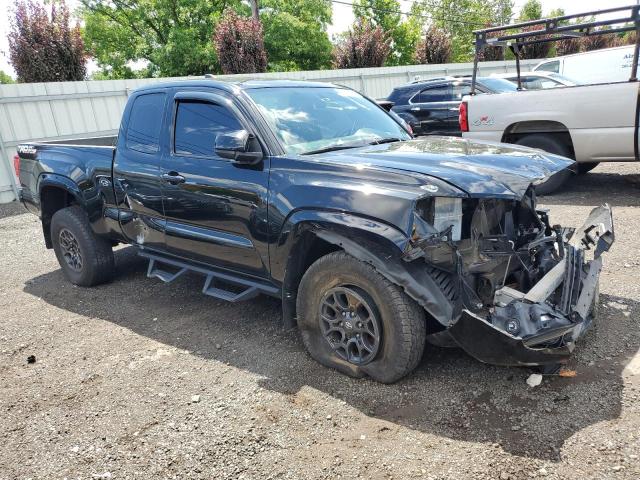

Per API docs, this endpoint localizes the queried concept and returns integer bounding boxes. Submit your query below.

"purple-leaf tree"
[213,11,268,75]
[415,25,452,64]
[333,21,391,69]
[8,0,86,83]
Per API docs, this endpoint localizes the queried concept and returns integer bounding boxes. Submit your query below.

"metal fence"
[0,59,538,203]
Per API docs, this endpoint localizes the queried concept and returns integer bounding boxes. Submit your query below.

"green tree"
[353,0,421,66]
[81,0,242,78]
[260,0,334,71]
[0,70,15,84]
[548,8,565,19]
[416,0,514,62]
[519,0,542,21]
[82,0,333,77]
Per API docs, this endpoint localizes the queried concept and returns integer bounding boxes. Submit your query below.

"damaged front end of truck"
[402,190,614,366]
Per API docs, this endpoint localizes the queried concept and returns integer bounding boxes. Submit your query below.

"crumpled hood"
[310,136,574,199]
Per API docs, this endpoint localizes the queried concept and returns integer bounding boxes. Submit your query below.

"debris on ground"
[526,373,543,388]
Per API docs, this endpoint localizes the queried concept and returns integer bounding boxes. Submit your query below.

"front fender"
[273,209,456,329]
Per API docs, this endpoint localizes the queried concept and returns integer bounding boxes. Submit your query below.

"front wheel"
[514,134,573,195]
[51,206,115,287]
[296,252,427,383]
[577,162,600,174]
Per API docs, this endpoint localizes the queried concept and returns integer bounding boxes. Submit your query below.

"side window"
[452,83,472,100]
[126,93,166,154]
[536,60,560,73]
[522,77,543,89]
[412,85,452,103]
[174,100,242,156]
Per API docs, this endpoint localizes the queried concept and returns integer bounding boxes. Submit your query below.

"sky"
[0,0,634,78]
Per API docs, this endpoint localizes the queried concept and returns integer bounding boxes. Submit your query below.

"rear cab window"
[126,92,166,154]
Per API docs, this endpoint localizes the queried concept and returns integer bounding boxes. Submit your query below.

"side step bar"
[139,250,280,303]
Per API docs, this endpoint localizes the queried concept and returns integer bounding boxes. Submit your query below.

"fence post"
[0,129,19,201]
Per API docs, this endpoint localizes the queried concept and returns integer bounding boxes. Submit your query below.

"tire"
[296,251,427,383]
[50,206,115,287]
[514,134,573,195]
[577,162,600,174]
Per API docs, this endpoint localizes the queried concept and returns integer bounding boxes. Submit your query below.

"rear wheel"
[577,162,599,174]
[296,251,427,383]
[51,206,115,287]
[514,134,573,195]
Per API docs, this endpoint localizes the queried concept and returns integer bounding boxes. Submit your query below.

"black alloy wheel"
[319,286,382,365]
[58,228,83,271]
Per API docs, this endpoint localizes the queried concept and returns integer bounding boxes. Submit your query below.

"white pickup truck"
[460,81,638,192]
[460,6,640,194]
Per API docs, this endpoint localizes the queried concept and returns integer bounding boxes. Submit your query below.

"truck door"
[113,90,168,250]
[159,90,270,277]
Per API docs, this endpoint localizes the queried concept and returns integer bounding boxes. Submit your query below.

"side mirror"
[215,130,263,164]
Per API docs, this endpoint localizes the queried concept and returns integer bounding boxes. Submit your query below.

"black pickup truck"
[16,79,614,383]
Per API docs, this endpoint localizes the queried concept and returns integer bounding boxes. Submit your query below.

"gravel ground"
[1,163,639,480]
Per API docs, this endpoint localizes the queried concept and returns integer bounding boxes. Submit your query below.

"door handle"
[410,107,421,111]
[162,172,186,184]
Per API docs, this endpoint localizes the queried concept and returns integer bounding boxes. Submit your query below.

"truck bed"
[462,82,638,163]
[18,136,117,217]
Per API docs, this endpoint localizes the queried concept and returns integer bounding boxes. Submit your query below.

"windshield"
[246,87,411,155]
[478,77,520,92]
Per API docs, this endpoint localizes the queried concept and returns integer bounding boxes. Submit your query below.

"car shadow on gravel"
[538,168,640,207]
[23,246,640,462]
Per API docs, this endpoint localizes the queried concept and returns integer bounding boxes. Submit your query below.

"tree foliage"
[518,0,542,21]
[581,33,616,52]
[8,0,86,82]
[416,0,514,62]
[81,0,240,78]
[0,71,16,84]
[415,26,452,64]
[214,11,267,74]
[260,0,334,71]
[333,22,391,69]
[556,37,581,56]
[353,0,421,66]
[518,25,551,59]
[82,0,333,77]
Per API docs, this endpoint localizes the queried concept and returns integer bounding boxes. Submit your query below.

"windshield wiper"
[302,142,368,155]
[302,137,403,155]
[368,137,402,145]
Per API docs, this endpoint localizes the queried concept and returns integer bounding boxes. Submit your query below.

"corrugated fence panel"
[0,59,538,203]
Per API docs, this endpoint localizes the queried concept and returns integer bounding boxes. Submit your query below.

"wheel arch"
[275,209,455,330]
[502,120,576,159]
[38,175,83,248]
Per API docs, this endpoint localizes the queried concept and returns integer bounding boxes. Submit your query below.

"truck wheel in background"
[514,134,573,195]
[50,206,115,287]
[296,251,426,383]
[577,162,600,174]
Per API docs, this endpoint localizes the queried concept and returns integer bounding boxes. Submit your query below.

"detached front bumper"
[448,204,614,366]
